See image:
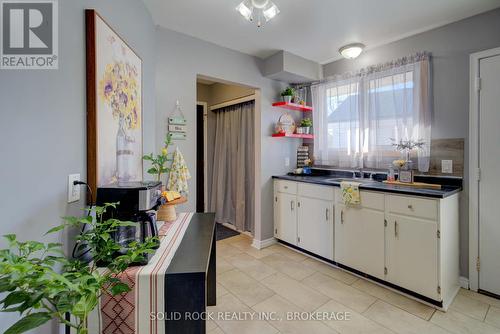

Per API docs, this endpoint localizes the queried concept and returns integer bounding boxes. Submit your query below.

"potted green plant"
[143,133,173,183]
[280,87,295,103]
[143,133,177,221]
[297,117,313,134]
[0,203,158,334]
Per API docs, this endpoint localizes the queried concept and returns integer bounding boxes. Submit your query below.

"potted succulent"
[297,118,313,134]
[281,87,295,103]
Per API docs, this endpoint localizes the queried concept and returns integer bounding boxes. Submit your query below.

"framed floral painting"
[86,9,143,199]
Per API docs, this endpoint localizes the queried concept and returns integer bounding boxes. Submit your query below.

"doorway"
[196,102,207,213]
[469,47,500,298]
[196,76,258,237]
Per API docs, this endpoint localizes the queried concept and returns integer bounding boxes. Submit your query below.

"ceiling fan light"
[236,1,253,21]
[263,3,280,21]
[339,43,365,59]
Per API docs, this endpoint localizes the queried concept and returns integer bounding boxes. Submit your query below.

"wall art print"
[86,9,143,198]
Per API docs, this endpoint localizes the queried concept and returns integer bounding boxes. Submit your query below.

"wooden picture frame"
[86,9,143,201]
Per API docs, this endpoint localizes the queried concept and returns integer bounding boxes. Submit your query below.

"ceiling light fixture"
[339,43,365,59]
[236,0,280,27]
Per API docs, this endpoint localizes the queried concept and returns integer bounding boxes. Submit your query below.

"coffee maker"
[95,181,165,265]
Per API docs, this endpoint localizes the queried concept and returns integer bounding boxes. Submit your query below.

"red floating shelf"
[272,133,314,139]
[272,102,313,112]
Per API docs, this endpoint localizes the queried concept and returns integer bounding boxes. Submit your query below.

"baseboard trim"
[459,276,470,289]
[251,237,276,250]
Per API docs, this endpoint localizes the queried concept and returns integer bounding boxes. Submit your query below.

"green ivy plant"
[0,203,159,334]
[300,118,313,127]
[143,133,173,182]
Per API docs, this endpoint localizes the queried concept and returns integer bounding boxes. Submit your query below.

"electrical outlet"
[441,160,453,174]
[68,174,81,203]
[285,157,290,167]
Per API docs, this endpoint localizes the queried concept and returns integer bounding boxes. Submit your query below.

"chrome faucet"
[351,168,363,178]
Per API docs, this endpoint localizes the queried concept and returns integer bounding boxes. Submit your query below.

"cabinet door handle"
[291,201,294,211]
[394,220,398,238]
[341,209,344,224]
[326,208,329,221]
[407,204,413,210]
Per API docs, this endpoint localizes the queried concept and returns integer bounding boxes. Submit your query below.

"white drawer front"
[386,195,438,221]
[298,183,334,201]
[275,180,297,195]
[335,189,384,211]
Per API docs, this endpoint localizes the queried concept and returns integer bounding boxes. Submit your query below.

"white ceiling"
[143,0,500,64]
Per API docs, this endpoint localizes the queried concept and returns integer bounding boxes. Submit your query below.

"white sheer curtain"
[312,77,362,168]
[312,53,431,172]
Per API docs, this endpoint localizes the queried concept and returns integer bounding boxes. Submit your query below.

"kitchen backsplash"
[303,138,464,177]
[427,138,464,177]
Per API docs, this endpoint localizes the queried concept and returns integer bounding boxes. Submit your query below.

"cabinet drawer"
[298,183,334,201]
[386,195,438,221]
[335,189,384,211]
[275,180,297,194]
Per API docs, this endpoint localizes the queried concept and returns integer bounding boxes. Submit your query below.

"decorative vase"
[116,115,135,182]
[402,150,413,171]
[282,95,292,103]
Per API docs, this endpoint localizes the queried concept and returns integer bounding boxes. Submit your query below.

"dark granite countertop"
[272,174,462,199]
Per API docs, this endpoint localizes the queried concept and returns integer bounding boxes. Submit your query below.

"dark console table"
[165,212,217,333]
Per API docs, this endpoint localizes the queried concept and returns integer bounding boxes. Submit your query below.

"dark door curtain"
[209,101,255,233]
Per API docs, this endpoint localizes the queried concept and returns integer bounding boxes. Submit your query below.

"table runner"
[80,212,194,334]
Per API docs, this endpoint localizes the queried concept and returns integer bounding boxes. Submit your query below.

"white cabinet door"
[297,197,334,260]
[478,54,500,296]
[335,204,385,279]
[275,192,297,245]
[386,214,439,300]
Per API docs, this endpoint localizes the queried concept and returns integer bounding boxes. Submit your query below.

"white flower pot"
[297,127,311,134]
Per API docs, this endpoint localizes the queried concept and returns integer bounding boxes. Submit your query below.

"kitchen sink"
[325,177,378,184]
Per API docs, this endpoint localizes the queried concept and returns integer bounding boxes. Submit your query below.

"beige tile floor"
[208,234,500,334]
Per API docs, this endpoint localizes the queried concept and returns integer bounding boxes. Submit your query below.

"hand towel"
[340,181,361,205]
[167,147,191,195]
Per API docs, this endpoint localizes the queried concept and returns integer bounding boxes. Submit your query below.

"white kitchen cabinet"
[274,192,298,245]
[335,202,385,279]
[385,214,439,300]
[274,180,334,257]
[273,179,459,309]
[297,196,334,260]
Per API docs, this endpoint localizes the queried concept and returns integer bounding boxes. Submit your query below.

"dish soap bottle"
[388,165,396,182]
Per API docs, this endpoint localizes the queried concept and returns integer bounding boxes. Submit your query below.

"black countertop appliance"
[95,181,165,265]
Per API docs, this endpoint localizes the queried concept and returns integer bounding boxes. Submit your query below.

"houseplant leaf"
[4,312,51,334]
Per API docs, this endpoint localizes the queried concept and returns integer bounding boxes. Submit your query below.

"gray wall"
[322,8,500,278]
[0,0,156,332]
[155,26,297,242]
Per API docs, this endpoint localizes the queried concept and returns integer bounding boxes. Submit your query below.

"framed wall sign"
[399,170,414,183]
[86,9,143,200]
[167,101,187,140]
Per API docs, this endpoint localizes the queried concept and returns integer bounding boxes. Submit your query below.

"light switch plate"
[68,174,81,203]
[285,157,290,167]
[442,160,453,174]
